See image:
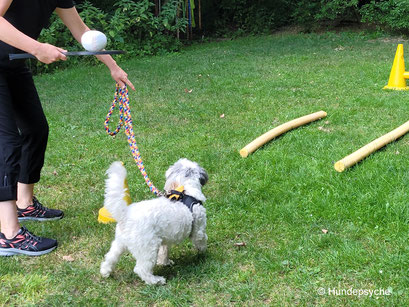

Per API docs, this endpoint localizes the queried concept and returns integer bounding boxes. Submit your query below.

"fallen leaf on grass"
[318,126,331,132]
[184,88,193,93]
[220,114,225,118]
[62,255,74,262]
[322,229,328,234]
[281,260,290,266]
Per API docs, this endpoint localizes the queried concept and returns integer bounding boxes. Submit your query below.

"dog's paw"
[143,275,166,285]
[195,242,207,252]
[157,259,174,266]
[152,276,166,285]
[100,266,111,278]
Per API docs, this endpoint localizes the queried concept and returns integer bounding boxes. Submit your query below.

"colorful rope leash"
[104,84,161,196]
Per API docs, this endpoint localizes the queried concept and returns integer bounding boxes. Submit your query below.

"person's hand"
[33,43,67,64]
[110,65,135,90]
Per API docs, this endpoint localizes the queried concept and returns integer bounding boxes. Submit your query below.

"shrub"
[292,0,362,30]
[33,0,187,74]
[107,0,186,56]
[360,0,409,34]
[210,0,292,36]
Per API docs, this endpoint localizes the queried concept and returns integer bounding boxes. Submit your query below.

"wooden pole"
[198,0,202,30]
[154,0,159,16]
[176,0,181,40]
[334,119,409,172]
[185,0,189,40]
[187,0,192,40]
[240,111,327,158]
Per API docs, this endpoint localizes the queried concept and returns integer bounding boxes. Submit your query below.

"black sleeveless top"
[0,0,74,67]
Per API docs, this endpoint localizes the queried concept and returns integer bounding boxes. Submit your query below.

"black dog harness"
[166,187,202,212]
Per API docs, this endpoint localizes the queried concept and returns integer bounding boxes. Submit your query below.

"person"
[0,0,135,256]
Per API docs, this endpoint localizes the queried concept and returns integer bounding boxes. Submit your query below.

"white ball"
[81,30,107,52]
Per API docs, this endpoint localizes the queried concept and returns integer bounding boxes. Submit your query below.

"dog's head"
[164,158,208,193]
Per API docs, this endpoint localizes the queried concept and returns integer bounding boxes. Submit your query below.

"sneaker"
[17,197,64,221]
[0,226,57,256]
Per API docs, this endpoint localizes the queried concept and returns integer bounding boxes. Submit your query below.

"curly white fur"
[100,159,208,285]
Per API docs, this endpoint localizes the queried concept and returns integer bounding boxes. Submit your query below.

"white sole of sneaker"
[0,246,57,256]
[18,215,63,221]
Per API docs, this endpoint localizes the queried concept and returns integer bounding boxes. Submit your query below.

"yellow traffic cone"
[98,178,132,223]
[383,44,409,90]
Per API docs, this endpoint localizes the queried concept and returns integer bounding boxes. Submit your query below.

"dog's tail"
[104,161,129,222]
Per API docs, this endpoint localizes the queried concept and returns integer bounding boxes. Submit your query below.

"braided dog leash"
[104,84,161,196]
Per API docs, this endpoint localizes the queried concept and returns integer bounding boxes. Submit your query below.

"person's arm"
[56,7,135,90]
[0,0,67,63]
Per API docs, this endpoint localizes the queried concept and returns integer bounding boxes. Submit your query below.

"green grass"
[1,31,409,306]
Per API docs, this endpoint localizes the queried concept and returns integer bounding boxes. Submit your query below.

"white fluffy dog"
[100,159,208,285]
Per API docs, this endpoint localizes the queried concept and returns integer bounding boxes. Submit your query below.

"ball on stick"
[81,30,107,52]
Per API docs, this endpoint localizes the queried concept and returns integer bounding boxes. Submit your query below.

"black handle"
[9,50,126,60]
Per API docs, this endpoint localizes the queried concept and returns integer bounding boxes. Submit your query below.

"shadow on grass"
[154,251,208,281]
[99,249,209,285]
[334,134,406,173]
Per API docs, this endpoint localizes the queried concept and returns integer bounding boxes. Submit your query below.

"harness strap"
[180,195,203,212]
[166,187,202,212]
[167,185,185,201]
[104,84,161,196]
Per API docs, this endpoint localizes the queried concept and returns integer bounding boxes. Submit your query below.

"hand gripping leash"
[104,84,161,196]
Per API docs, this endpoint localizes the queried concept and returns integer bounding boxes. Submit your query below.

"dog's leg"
[100,239,126,278]
[191,208,208,252]
[157,245,174,266]
[191,230,207,252]
[129,241,166,285]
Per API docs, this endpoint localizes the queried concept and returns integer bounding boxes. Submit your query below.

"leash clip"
[165,185,185,201]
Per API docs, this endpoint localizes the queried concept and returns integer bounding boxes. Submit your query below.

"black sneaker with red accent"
[17,197,64,221]
[0,226,57,256]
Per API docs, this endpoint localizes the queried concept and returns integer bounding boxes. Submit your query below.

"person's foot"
[17,197,64,221]
[0,226,57,256]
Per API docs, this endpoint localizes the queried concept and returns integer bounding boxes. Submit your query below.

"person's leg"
[0,200,19,239]
[0,67,58,256]
[0,69,21,229]
[8,67,63,220]
[9,67,48,191]
[16,183,34,209]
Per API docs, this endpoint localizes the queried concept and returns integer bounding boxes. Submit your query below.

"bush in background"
[292,0,361,29]
[33,0,186,74]
[30,0,409,74]
[204,0,409,35]
[291,0,409,34]
[202,0,292,36]
[360,0,409,34]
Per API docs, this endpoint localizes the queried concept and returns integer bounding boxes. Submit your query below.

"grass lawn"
[1,31,409,306]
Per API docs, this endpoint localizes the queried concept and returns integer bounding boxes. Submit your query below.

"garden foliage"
[34,0,186,73]
[32,0,409,74]
[203,0,409,34]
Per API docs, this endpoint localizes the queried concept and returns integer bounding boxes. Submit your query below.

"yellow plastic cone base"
[383,44,409,90]
[98,177,133,224]
[98,206,116,224]
[383,85,409,91]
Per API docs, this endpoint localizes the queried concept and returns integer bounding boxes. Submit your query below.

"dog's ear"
[184,166,208,186]
[165,165,177,180]
[199,167,208,186]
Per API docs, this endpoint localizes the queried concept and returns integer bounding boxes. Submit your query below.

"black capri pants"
[0,65,49,201]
